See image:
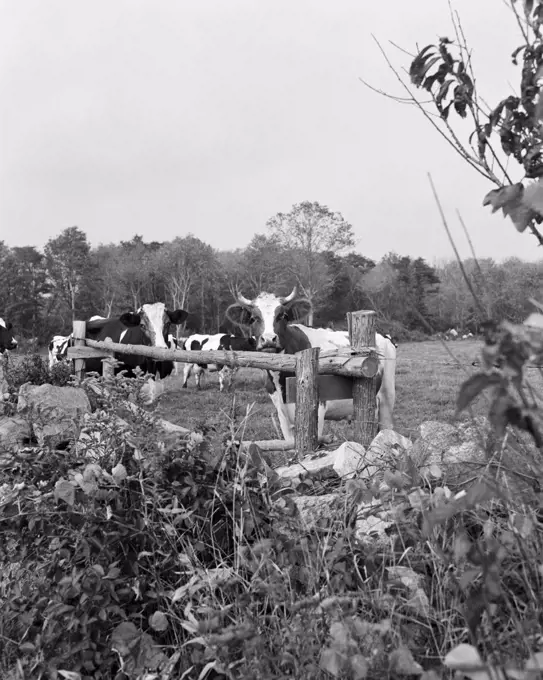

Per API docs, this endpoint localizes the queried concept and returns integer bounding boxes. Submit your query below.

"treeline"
[2,201,543,343]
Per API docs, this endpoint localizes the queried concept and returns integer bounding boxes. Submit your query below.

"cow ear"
[120,312,141,327]
[285,299,312,322]
[168,309,189,324]
[225,303,252,328]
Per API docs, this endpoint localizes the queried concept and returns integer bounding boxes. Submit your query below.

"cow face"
[120,303,188,348]
[226,288,311,351]
[0,318,17,353]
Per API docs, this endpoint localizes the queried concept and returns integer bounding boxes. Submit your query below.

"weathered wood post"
[73,320,87,384]
[294,347,320,457]
[347,310,378,447]
[102,338,116,379]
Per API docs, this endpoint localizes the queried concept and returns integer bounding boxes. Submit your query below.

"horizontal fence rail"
[69,339,380,379]
[67,309,382,453]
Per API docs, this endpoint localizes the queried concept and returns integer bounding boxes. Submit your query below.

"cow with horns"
[226,288,396,441]
[182,333,257,391]
[0,318,17,354]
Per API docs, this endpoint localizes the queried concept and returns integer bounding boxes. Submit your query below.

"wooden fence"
[68,310,380,452]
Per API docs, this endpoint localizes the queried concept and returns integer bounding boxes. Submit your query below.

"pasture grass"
[155,339,502,445]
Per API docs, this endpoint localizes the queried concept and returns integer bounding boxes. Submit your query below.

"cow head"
[0,318,17,353]
[226,287,312,351]
[120,303,189,348]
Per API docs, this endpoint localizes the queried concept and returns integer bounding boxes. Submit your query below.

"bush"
[4,354,73,404]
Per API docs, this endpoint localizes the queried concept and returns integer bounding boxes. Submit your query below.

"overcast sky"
[1,0,540,264]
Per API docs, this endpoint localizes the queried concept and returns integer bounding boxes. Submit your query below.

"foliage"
[405,2,543,243]
[4,354,73,403]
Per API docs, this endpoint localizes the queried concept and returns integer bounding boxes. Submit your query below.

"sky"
[1,0,541,264]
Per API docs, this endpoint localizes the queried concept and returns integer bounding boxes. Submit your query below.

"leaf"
[54,479,75,507]
[58,672,82,680]
[521,179,543,217]
[19,642,35,654]
[111,463,127,484]
[320,647,344,677]
[149,611,169,632]
[453,532,472,563]
[436,78,455,107]
[456,373,503,412]
[111,622,167,675]
[422,481,497,535]
[444,644,483,668]
[511,45,526,65]
[525,652,543,670]
[409,45,437,86]
[350,654,369,679]
[389,646,423,676]
[482,183,524,213]
[524,311,543,327]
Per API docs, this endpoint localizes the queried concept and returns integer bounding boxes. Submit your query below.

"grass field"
[151,338,509,445]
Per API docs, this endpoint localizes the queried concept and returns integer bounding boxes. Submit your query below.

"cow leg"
[219,366,233,392]
[182,363,193,388]
[317,402,327,439]
[376,365,396,431]
[194,365,204,389]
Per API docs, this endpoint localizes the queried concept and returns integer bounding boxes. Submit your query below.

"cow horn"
[236,290,252,306]
[282,286,297,303]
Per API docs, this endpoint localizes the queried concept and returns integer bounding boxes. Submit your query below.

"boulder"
[17,383,91,448]
[410,417,492,486]
[0,416,32,452]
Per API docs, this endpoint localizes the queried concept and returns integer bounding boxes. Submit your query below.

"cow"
[182,333,257,391]
[48,316,106,369]
[225,288,396,442]
[82,303,188,378]
[0,318,17,354]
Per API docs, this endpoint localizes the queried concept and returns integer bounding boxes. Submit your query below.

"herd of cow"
[1,289,398,441]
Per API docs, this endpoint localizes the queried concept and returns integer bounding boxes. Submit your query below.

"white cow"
[226,288,397,441]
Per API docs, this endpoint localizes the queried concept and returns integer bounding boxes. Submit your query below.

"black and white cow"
[83,303,188,378]
[0,318,17,354]
[49,304,188,378]
[48,316,106,369]
[226,288,397,441]
[182,333,257,391]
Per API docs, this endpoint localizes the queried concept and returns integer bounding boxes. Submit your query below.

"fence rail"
[68,310,380,453]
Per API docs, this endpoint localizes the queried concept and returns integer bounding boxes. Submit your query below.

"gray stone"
[0,416,32,451]
[17,383,91,448]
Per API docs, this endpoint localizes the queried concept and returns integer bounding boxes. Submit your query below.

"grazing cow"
[48,316,106,369]
[83,303,188,378]
[182,333,257,391]
[226,288,396,441]
[0,318,17,354]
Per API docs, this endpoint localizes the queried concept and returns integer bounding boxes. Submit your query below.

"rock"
[331,441,368,479]
[0,416,32,451]
[17,383,91,448]
[275,450,341,485]
[368,429,413,456]
[293,493,344,530]
[355,497,394,545]
[410,418,492,486]
[275,435,407,487]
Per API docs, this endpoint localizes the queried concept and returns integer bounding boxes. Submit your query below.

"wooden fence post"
[295,347,320,457]
[347,311,377,447]
[73,321,87,384]
[102,338,116,379]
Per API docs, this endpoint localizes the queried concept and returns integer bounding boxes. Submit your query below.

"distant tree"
[266,201,355,323]
[1,247,49,338]
[152,235,215,313]
[316,252,375,326]
[44,227,94,323]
